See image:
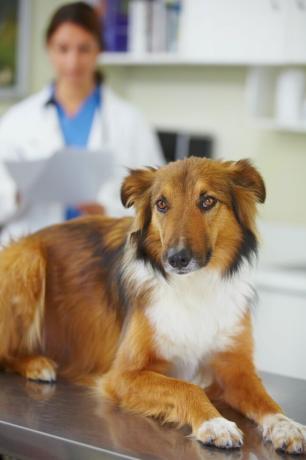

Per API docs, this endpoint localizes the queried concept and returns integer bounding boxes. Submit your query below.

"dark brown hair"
[46,2,104,50]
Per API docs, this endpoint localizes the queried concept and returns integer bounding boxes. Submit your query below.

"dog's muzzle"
[164,247,197,274]
[164,247,212,275]
[167,248,192,269]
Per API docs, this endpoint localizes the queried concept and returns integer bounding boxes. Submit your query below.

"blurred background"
[0,0,305,381]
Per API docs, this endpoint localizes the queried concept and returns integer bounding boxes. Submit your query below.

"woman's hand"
[77,202,106,216]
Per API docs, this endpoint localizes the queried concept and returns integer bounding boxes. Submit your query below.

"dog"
[0,157,305,454]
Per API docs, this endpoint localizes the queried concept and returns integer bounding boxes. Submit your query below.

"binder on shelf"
[165,0,181,53]
[128,0,149,54]
[149,0,166,53]
[103,0,129,52]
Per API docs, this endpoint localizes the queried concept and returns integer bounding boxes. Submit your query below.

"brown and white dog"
[0,157,305,454]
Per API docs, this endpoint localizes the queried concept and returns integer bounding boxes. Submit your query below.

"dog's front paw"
[196,417,243,449]
[261,413,306,455]
[25,356,57,383]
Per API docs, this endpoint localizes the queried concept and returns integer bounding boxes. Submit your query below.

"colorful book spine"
[103,0,129,52]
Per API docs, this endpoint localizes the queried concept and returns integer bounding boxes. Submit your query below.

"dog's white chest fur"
[144,264,254,383]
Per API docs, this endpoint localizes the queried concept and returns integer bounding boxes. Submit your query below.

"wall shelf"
[256,118,306,134]
[99,53,305,67]
[100,0,306,67]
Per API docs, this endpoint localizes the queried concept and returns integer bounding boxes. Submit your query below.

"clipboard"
[5,148,114,206]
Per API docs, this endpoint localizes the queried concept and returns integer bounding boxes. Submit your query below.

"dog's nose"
[167,248,192,269]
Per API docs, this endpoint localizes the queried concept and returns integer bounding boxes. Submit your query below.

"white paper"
[5,148,114,206]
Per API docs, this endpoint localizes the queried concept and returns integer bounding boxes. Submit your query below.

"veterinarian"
[0,2,164,245]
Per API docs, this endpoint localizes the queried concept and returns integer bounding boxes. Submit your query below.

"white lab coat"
[0,84,164,245]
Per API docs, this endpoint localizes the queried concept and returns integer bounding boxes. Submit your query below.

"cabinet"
[254,222,306,380]
[179,0,287,64]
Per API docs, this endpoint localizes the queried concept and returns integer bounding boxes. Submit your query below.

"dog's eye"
[156,198,168,213]
[199,195,217,211]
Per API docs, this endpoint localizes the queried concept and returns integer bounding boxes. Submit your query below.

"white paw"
[261,413,306,455]
[26,357,57,383]
[196,417,243,449]
[34,366,56,382]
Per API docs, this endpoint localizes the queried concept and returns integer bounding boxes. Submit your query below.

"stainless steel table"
[0,372,305,460]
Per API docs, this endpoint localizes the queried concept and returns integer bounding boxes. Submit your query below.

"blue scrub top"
[51,84,101,147]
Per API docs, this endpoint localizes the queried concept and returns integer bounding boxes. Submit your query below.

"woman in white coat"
[0,2,164,245]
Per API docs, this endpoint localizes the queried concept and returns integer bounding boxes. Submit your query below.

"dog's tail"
[0,237,46,360]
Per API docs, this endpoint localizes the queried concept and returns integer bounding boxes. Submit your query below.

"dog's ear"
[227,159,266,204]
[226,159,266,229]
[121,167,157,209]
